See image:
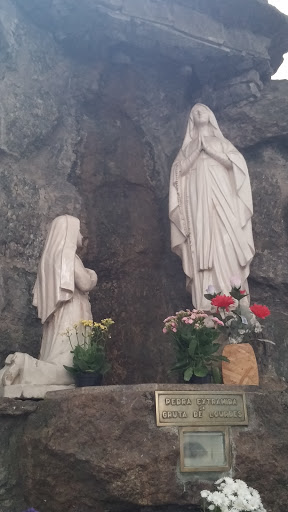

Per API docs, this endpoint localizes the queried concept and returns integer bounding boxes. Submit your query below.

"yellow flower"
[102,318,114,326]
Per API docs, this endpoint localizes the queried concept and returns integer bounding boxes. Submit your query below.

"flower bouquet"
[163,310,229,383]
[63,318,114,386]
[201,477,266,512]
[204,277,270,345]
[204,277,272,385]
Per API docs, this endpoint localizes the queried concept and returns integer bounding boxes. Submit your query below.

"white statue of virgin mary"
[0,215,97,387]
[169,104,255,310]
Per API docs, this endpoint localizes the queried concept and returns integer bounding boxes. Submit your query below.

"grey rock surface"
[18,384,288,512]
[0,0,286,386]
[0,2,287,512]
[0,398,36,512]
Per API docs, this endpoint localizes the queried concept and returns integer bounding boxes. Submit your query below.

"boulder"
[19,384,288,512]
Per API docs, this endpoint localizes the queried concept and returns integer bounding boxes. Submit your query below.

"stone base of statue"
[0,384,75,399]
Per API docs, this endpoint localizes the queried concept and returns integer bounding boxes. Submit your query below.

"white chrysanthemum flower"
[202,478,266,512]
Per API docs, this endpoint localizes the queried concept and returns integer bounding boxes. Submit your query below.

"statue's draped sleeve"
[226,140,254,261]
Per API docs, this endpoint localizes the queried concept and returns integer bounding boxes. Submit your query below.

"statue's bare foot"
[2,353,24,386]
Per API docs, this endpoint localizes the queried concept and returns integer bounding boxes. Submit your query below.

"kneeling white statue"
[0,215,97,396]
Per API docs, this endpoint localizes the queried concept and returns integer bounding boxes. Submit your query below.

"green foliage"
[168,316,228,382]
[63,319,113,376]
[64,342,110,375]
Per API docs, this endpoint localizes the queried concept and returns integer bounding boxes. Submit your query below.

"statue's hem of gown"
[1,289,92,386]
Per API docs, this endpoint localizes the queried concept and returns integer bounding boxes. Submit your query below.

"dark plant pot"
[74,372,103,387]
[188,373,212,384]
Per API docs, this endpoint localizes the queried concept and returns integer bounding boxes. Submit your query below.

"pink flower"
[182,317,189,323]
[171,322,176,327]
[212,317,224,327]
[188,319,193,324]
[163,327,167,333]
[172,327,177,332]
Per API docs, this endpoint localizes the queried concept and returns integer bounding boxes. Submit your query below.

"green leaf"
[212,367,222,384]
[63,365,76,374]
[188,338,197,357]
[170,361,189,372]
[211,355,230,362]
[194,366,209,377]
[184,367,194,382]
[204,293,215,300]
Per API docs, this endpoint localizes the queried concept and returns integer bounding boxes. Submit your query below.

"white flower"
[202,478,267,512]
[229,298,239,311]
[230,275,241,288]
[206,284,216,295]
[204,316,215,328]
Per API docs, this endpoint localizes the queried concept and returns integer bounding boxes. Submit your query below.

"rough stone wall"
[15,384,288,512]
[0,0,287,384]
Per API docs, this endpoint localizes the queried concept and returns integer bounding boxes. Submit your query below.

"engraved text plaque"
[155,390,248,427]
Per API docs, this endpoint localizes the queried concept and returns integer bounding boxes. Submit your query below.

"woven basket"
[222,343,259,385]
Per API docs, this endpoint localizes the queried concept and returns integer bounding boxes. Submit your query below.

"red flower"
[240,290,246,295]
[211,295,235,312]
[250,304,270,319]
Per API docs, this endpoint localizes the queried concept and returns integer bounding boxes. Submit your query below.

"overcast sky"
[268,0,288,79]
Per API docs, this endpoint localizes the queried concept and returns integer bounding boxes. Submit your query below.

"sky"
[268,0,288,79]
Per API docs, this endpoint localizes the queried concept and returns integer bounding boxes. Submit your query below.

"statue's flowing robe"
[1,215,96,385]
[169,136,255,310]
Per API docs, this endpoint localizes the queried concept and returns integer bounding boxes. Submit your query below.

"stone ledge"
[0,398,37,415]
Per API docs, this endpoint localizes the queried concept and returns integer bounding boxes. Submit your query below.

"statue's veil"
[181,103,225,150]
[33,215,80,323]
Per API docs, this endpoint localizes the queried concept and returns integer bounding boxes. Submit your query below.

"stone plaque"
[155,391,248,426]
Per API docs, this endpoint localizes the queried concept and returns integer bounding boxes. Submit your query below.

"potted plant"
[63,318,114,387]
[163,310,229,383]
[201,477,266,512]
[204,277,271,385]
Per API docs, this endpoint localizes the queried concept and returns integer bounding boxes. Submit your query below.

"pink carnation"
[163,327,167,333]
[164,315,177,323]
[172,327,177,332]
[212,317,224,327]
